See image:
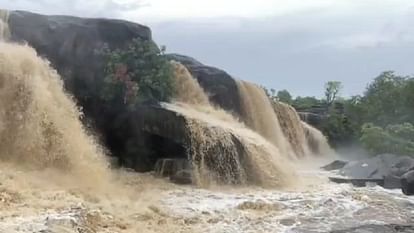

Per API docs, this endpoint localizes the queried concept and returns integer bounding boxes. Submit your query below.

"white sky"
[2,0,414,96]
[131,0,335,20]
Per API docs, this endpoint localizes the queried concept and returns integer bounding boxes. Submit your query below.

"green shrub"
[101,38,174,108]
[360,123,414,156]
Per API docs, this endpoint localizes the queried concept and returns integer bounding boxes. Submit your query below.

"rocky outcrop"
[8,10,151,117]
[106,103,251,184]
[401,170,414,195]
[328,154,414,190]
[339,154,414,180]
[110,104,189,172]
[167,53,242,116]
[6,11,248,173]
[4,10,321,186]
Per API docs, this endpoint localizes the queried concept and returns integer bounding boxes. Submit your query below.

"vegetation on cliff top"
[268,71,414,157]
[101,38,174,108]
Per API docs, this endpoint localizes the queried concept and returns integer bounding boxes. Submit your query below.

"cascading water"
[0,9,10,40]
[236,80,333,159]
[170,62,294,187]
[236,80,296,158]
[302,121,334,156]
[272,101,310,158]
[0,41,110,184]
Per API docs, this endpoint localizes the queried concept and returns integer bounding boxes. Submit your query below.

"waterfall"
[302,122,334,156]
[0,9,10,40]
[0,41,110,185]
[170,62,294,187]
[272,101,310,158]
[236,81,296,158]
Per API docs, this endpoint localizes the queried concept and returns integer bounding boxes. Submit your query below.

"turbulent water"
[0,12,407,233]
[0,9,10,40]
[0,40,184,233]
[169,61,336,187]
[170,62,294,187]
[302,121,335,156]
[273,101,310,158]
[0,43,110,179]
[237,81,296,159]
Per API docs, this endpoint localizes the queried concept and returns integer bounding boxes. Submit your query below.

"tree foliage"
[101,38,174,109]
[325,81,342,105]
[361,71,412,126]
[276,89,293,105]
[360,123,414,156]
[268,72,414,156]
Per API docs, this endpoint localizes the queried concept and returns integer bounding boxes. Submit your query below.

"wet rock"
[322,160,348,171]
[383,174,402,189]
[236,200,282,211]
[279,218,296,226]
[170,170,193,185]
[167,53,243,116]
[401,170,414,195]
[335,154,414,189]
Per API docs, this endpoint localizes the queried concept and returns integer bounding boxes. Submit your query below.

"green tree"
[101,38,174,108]
[360,123,414,156]
[293,96,322,110]
[325,81,342,105]
[276,89,293,104]
[361,71,409,126]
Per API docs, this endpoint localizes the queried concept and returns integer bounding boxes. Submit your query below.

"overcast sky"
[2,0,414,97]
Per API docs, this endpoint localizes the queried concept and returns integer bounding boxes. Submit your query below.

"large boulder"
[111,104,189,172]
[167,53,243,116]
[8,10,151,116]
[339,154,414,179]
[333,154,414,189]
[108,103,249,185]
[6,11,247,173]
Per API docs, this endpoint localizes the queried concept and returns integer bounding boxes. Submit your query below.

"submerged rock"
[154,158,190,178]
[170,170,193,185]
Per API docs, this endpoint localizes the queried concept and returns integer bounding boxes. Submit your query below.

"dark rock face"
[111,105,189,172]
[322,160,348,171]
[401,170,414,195]
[167,53,243,116]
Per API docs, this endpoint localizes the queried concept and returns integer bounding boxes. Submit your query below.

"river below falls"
[0,166,413,233]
